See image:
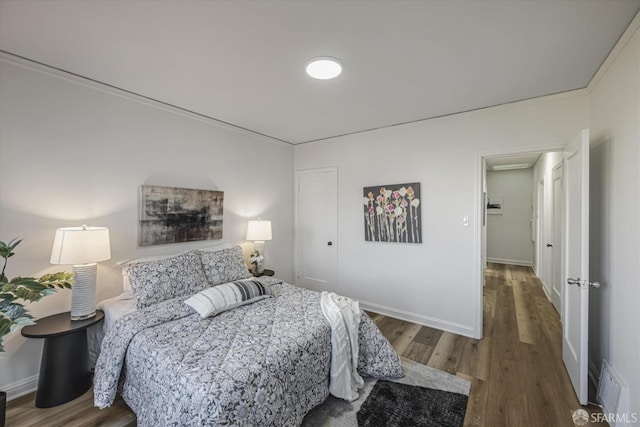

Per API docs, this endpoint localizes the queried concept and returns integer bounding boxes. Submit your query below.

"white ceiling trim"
[0,51,293,148]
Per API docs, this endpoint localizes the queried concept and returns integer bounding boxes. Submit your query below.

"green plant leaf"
[0,238,21,259]
[38,272,74,289]
[0,292,17,304]
[0,316,12,337]
[1,301,30,320]
[0,237,70,352]
[2,277,48,303]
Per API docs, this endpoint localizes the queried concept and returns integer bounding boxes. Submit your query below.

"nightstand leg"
[35,330,91,408]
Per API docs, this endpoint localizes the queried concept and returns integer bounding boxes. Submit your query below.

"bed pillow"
[119,242,231,293]
[184,279,272,318]
[198,245,253,286]
[120,253,183,293]
[198,242,232,252]
[126,251,208,309]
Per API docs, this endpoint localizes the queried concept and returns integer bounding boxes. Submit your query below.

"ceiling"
[1,1,639,145]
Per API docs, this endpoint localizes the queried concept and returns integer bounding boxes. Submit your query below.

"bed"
[93,245,403,426]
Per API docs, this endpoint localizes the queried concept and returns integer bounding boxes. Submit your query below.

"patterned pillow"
[121,252,186,293]
[126,251,208,309]
[198,245,253,286]
[184,279,272,318]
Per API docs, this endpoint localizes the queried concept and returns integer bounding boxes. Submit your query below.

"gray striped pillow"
[184,279,272,318]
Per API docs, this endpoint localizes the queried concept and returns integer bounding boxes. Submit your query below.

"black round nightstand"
[21,310,104,408]
[253,269,274,277]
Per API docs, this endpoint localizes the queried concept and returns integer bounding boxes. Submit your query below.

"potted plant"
[0,238,73,425]
[249,249,264,275]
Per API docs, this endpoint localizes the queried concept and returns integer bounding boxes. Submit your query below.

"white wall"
[0,58,294,396]
[532,151,563,297]
[486,169,534,265]
[295,91,588,338]
[588,24,640,419]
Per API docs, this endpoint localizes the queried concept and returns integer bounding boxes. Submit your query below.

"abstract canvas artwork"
[363,182,422,243]
[139,185,224,246]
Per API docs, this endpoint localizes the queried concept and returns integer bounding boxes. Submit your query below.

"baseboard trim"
[540,280,552,301]
[359,300,477,339]
[531,266,554,302]
[532,263,539,277]
[4,374,38,401]
[486,257,533,267]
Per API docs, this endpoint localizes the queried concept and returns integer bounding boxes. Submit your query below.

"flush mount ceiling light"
[492,163,530,171]
[305,57,342,80]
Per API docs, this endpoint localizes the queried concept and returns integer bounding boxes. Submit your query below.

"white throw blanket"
[320,292,364,402]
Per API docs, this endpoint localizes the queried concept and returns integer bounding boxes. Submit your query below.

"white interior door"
[536,179,544,280]
[295,167,337,292]
[562,129,590,405]
[551,165,564,313]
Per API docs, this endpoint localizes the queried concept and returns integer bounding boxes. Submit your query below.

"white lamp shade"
[50,226,111,265]
[246,220,272,242]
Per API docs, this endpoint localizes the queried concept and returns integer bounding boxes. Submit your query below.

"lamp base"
[70,263,97,322]
[254,241,266,255]
[70,312,96,321]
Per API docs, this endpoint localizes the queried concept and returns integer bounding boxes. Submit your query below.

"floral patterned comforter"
[94,279,403,426]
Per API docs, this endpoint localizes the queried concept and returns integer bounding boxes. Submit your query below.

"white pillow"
[184,278,272,318]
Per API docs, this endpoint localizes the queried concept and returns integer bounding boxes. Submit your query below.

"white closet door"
[294,167,337,292]
[551,164,564,314]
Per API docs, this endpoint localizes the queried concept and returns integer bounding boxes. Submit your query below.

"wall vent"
[596,359,622,420]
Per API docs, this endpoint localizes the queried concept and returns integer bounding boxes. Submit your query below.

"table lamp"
[246,219,272,268]
[50,225,111,320]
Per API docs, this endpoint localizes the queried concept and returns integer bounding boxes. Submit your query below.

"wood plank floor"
[368,263,606,427]
[6,263,604,426]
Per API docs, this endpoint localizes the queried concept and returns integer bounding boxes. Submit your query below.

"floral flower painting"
[363,182,422,243]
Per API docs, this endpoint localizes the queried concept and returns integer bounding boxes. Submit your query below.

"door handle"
[567,278,601,288]
[327,241,333,246]
[546,244,553,247]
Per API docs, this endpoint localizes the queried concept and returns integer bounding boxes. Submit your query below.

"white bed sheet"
[89,293,137,368]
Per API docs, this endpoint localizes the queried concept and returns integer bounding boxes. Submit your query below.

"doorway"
[484,155,539,268]
[476,131,591,405]
[476,146,565,336]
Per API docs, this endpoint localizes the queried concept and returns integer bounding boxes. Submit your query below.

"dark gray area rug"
[303,357,471,427]
[357,380,468,427]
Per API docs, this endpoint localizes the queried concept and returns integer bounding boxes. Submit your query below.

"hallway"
[370,263,606,426]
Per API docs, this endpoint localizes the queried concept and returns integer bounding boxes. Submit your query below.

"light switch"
[461,215,469,227]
